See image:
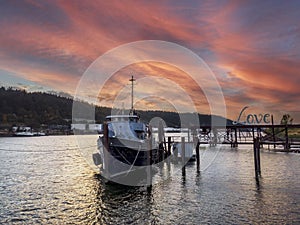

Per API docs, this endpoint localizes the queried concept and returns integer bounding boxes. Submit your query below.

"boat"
[12,126,46,137]
[93,76,165,184]
[13,126,35,137]
[14,131,35,137]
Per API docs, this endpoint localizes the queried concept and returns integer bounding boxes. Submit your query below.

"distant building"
[88,124,102,132]
[71,124,86,130]
[71,123,102,132]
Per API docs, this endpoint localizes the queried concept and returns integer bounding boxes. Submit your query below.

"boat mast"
[129,75,135,114]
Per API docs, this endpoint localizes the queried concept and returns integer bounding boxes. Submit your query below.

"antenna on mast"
[129,75,136,114]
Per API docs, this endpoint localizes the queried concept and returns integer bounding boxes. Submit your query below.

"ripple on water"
[0,137,300,224]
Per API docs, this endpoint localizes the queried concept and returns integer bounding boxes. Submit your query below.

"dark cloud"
[0,0,299,119]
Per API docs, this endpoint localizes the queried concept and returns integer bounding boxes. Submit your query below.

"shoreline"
[1,134,298,154]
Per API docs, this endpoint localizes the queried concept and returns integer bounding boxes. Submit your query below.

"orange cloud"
[96,62,209,114]
[0,1,299,121]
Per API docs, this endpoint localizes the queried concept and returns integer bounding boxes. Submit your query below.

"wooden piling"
[230,129,233,148]
[161,140,165,161]
[167,137,171,156]
[285,125,289,151]
[103,122,110,176]
[181,137,186,176]
[147,127,153,192]
[103,122,109,150]
[253,137,261,177]
[234,127,238,147]
[254,137,258,177]
[212,128,217,146]
[196,140,200,172]
[257,140,261,175]
[271,115,276,148]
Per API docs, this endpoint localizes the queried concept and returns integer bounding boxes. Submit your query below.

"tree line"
[0,87,230,128]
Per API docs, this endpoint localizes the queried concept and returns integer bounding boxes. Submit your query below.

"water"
[0,136,299,224]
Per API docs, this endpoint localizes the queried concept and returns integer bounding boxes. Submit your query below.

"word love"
[245,113,271,124]
[234,106,272,125]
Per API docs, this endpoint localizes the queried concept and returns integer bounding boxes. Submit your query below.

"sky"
[0,0,300,122]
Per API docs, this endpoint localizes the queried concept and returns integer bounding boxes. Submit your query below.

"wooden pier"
[160,123,300,181]
[195,124,300,152]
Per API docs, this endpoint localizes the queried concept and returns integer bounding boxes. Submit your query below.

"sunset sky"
[0,0,299,122]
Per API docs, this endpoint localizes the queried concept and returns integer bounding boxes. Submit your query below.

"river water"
[0,135,299,224]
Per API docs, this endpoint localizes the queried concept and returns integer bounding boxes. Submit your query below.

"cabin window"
[108,123,115,137]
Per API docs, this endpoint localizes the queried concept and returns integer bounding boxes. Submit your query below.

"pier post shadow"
[255,176,261,190]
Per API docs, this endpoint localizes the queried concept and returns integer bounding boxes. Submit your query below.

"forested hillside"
[0,87,231,128]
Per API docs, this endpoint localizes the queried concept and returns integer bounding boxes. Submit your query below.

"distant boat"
[13,126,46,137]
[14,131,35,137]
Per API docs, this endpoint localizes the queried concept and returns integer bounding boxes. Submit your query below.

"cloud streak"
[0,0,299,120]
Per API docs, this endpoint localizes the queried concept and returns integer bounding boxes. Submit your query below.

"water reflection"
[92,175,154,224]
[255,176,261,190]
[194,170,201,187]
[1,137,299,224]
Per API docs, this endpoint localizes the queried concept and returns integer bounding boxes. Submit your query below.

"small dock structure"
[160,123,300,181]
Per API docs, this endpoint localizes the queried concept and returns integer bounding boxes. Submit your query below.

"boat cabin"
[105,115,148,140]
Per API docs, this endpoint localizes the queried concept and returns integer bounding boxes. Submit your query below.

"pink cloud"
[0,1,299,120]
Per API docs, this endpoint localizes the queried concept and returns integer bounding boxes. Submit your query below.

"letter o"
[264,114,270,123]
[247,114,254,124]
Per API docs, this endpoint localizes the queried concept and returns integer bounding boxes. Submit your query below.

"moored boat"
[93,76,165,184]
